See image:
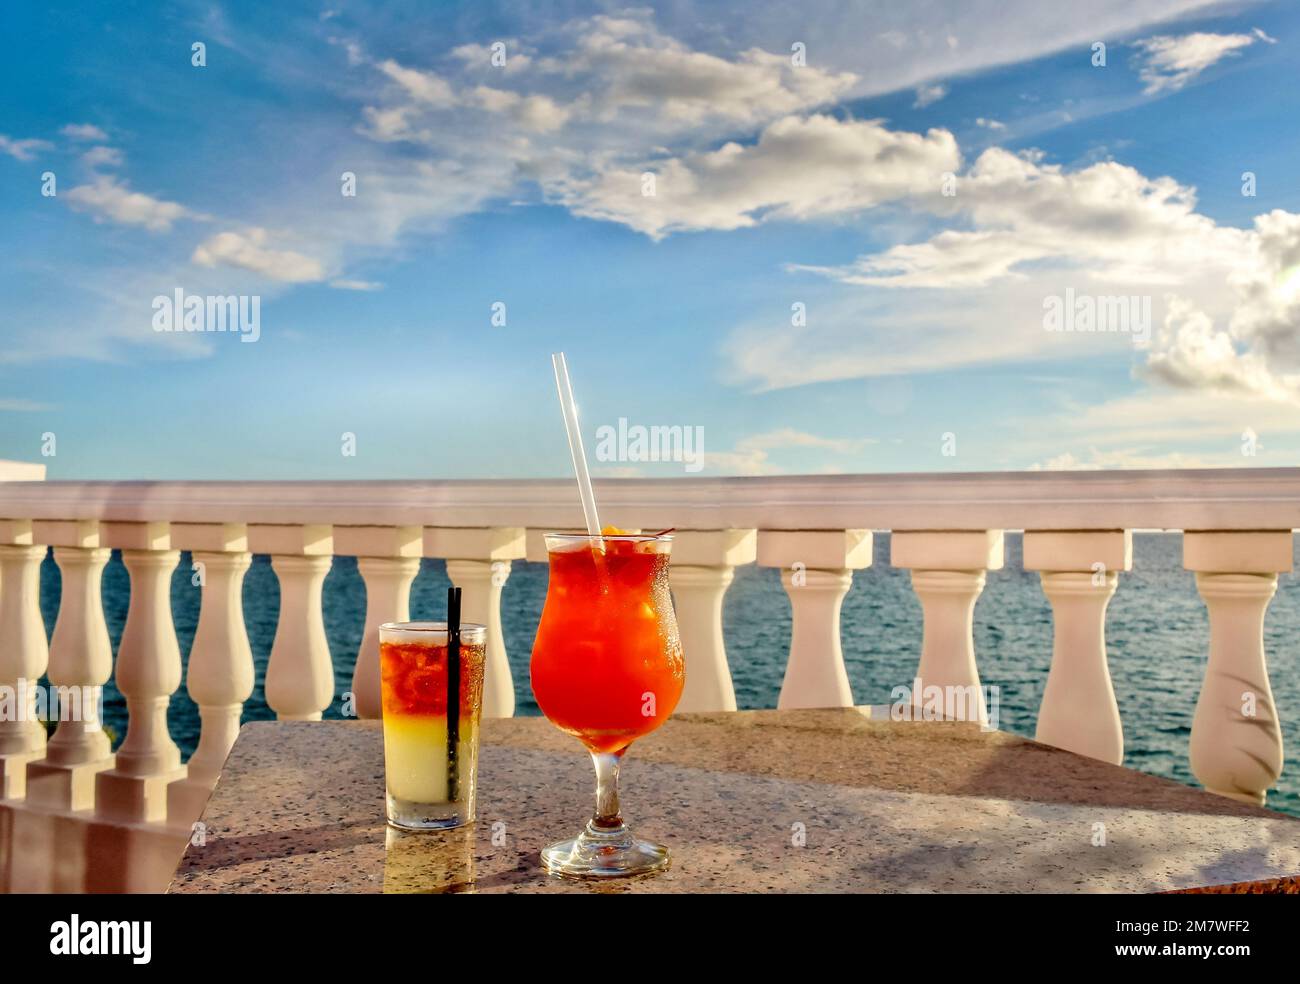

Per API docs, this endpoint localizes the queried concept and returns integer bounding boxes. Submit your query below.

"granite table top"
[168,709,1300,894]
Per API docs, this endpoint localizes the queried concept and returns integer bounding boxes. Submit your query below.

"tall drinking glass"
[379,621,487,830]
[530,533,684,877]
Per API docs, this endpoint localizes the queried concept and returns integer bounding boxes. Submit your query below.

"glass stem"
[590,749,625,830]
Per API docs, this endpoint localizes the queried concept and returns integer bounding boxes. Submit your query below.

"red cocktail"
[530,531,683,876]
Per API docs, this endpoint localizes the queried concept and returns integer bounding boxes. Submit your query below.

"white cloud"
[1143,296,1300,403]
[359,12,854,153]
[691,426,873,475]
[701,426,875,475]
[1026,448,1224,470]
[797,148,1238,290]
[1018,388,1300,471]
[61,123,109,142]
[0,397,52,412]
[558,114,959,238]
[914,83,948,108]
[450,41,532,74]
[597,426,874,476]
[553,14,855,127]
[0,134,53,161]
[64,176,194,231]
[329,278,383,291]
[359,104,419,142]
[376,59,457,107]
[1133,31,1260,94]
[975,117,1006,130]
[736,427,875,454]
[192,228,326,283]
[726,130,1300,404]
[81,145,124,169]
[699,446,783,476]
[463,86,573,132]
[245,6,1243,328]
[361,61,575,140]
[27,2,1272,393]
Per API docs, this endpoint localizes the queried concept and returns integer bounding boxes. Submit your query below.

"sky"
[2,0,1299,479]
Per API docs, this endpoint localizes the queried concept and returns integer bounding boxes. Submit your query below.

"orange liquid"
[530,540,684,754]
[380,639,486,719]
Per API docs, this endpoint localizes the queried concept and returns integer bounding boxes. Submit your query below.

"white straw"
[551,352,602,537]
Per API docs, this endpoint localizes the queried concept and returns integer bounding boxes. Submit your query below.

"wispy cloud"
[700,427,876,475]
[913,83,947,107]
[0,397,53,412]
[1019,388,1300,470]
[64,176,197,231]
[192,228,326,282]
[1132,30,1270,94]
[61,123,109,142]
[736,427,875,455]
[0,134,53,161]
[80,145,124,169]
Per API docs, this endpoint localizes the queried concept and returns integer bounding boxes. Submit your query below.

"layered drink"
[379,621,486,830]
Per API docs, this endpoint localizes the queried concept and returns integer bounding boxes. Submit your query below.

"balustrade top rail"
[1,468,1299,531]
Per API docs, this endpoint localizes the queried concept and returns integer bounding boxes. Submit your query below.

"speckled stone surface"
[168,710,1300,893]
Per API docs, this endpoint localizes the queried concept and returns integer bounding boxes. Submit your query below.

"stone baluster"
[891,531,1004,725]
[1184,531,1291,806]
[426,527,525,718]
[757,530,872,709]
[335,526,422,720]
[24,521,114,811]
[1024,531,1131,764]
[252,525,335,721]
[167,523,253,828]
[0,520,49,799]
[668,529,756,712]
[94,522,186,823]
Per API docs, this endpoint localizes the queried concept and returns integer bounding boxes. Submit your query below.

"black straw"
[446,586,462,805]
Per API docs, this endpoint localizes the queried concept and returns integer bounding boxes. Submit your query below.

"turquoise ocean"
[35,532,1300,817]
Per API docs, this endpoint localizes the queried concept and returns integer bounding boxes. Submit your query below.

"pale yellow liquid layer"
[382,715,478,804]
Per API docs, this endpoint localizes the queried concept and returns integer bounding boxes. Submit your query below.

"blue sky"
[3,0,1299,479]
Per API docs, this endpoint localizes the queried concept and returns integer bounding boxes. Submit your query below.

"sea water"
[37,532,1300,817]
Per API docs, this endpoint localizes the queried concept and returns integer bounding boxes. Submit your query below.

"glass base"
[386,791,474,831]
[541,820,670,879]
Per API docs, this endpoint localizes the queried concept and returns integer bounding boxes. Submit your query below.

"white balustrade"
[1024,531,1130,764]
[1184,532,1291,806]
[252,525,335,721]
[94,522,186,823]
[0,468,1297,867]
[427,527,525,719]
[24,521,114,811]
[668,529,756,712]
[167,523,253,828]
[758,530,872,709]
[336,526,422,720]
[892,531,1004,724]
[0,521,48,799]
